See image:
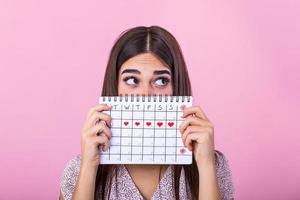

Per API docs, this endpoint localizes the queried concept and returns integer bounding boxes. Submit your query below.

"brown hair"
[96,26,199,199]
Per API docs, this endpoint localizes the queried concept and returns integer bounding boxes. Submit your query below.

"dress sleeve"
[59,154,81,200]
[214,150,235,200]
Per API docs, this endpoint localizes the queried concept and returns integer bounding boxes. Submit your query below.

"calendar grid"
[108,144,185,147]
[107,127,180,130]
[108,136,183,138]
[175,105,178,162]
[142,104,145,161]
[153,104,156,161]
[119,104,123,161]
[100,153,191,156]
[164,105,167,162]
[108,109,180,113]
[130,104,133,161]
[99,96,193,164]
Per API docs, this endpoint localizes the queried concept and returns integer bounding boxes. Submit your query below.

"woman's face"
[118,53,173,96]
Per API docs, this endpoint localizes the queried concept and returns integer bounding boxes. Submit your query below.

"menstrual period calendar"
[99,95,193,165]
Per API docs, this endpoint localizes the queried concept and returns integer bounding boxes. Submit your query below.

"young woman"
[59,26,234,200]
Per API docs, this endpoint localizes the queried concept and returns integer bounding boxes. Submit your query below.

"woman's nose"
[139,84,153,96]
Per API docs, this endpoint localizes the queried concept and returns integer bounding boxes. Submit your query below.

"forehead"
[120,53,170,72]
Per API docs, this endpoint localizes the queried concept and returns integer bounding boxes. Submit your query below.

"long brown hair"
[96,26,199,199]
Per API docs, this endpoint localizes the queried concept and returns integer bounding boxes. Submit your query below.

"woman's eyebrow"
[121,69,171,75]
[153,70,171,75]
[121,69,141,75]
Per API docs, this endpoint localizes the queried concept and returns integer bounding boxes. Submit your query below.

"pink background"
[0,0,299,199]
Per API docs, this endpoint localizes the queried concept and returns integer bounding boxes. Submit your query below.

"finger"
[184,133,202,151]
[182,126,199,145]
[182,126,211,148]
[93,135,110,151]
[97,121,112,139]
[84,121,112,139]
[85,112,112,130]
[181,106,209,120]
[86,104,111,120]
[179,116,213,134]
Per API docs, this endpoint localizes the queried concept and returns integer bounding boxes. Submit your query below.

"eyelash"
[122,76,170,87]
[123,76,139,84]
[154,77,170,86]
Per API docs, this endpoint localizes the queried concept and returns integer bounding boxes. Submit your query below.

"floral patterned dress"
[60,150,234,200]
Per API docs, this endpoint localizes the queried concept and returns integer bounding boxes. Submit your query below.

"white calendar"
[98,95,193,165]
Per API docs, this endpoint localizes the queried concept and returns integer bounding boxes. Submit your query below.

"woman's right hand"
[80,104,112,168]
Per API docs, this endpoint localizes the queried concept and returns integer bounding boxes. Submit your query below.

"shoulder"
[214,150,235,200]
[214,150,231,170]
[60,154,81,200]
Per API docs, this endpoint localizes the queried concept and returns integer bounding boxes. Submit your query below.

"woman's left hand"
[179,105,215,166]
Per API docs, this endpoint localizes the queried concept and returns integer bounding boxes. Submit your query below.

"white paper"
[98,95,193,165]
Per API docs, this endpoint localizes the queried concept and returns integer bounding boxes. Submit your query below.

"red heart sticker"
[135,122,140,126]
[157,122,163,127]
[180,148,186,154]
[124,121,129,126]
[146,122,152,126]
[168,122,174,127]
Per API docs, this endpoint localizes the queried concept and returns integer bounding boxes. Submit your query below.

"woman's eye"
[124,77,138,85]
[154,78,170,86]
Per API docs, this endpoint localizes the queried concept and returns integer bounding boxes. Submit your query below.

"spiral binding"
[102,95,191,103]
